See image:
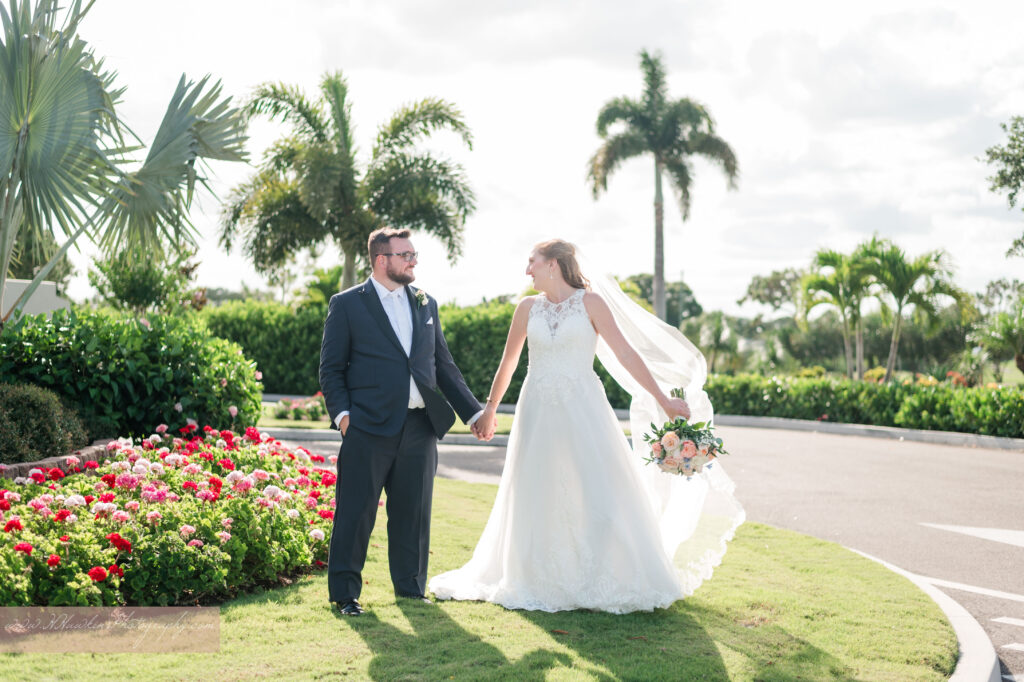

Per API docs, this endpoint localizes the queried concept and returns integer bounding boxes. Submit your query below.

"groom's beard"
[387,263,414,285]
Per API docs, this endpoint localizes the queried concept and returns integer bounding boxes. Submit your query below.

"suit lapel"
[359,279,405,355]
[406,285,423,351]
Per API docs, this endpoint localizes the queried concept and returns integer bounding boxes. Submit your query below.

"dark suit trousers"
[327,409,438,602]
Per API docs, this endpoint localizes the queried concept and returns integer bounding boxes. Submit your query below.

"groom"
[319,227,484,616]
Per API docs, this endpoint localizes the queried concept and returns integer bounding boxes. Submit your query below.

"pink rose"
[681,441,698,458]
[651,442,663,455]
[660,432,680,451]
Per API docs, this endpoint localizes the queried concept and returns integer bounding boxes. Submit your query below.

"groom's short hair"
[368,227,412,262]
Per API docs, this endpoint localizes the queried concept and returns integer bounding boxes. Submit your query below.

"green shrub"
[706,374,1024,438]
[0,308,262,439]
[201,300,326,395]
[0,384,89,464]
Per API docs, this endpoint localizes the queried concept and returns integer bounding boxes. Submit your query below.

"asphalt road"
[293,427,1024,679]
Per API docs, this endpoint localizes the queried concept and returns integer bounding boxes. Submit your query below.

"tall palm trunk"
[340,242,358,290]
[855,319,865,379]
[841,315,854,379]
[652,159,666,321]
[884,306,904,382]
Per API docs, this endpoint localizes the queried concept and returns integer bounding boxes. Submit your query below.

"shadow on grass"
[521,603,862,682]
[345,600,572,680]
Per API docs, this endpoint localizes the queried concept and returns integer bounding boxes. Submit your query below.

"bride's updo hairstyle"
[535,239,590,290]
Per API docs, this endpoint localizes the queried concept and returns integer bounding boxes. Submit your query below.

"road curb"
[849,549,1001,682]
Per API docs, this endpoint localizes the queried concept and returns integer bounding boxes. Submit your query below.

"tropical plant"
[983,116,1024,257]
[297,265,344,306]
[588,49,738,320]
[0,0,247,330]
[738,267,806,318]
[621,272,702,327]
[860,238,968,382]
[974,296,1024,376]
[801,249,871,379]
[87,246,202,314]
[6,227,73,291]
[221,72,476,290]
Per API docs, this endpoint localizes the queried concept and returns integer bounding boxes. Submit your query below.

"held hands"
[471,408,497,441]
[662,397,691,421]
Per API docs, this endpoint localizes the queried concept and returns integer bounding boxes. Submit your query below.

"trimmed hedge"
[0,384,89,464]
[201,298,633,408]
[0,309,262,439]
[706,374,1024,438]
[201,301,326,395]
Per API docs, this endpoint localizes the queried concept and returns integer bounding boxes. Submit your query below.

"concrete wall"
[1,279,71,317]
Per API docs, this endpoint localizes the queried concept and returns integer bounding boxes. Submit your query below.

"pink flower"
[309,529,325,542]
[660,432,680,451]
[651,442,663,455]
[286,509,300,520]
[125,501,140,512]
[221,518,233,529]
[216,531,231,543]
[187,539,204,548]
[681,441,698,458]
[112,511,130,523]
[252,469,269,481]
[66,456,80,467]
[229,406,238,418]
[179,524,196,537]
[174,402,183,413]
[254,371,263,381]
[146,511,162,524]
[220,378,228,387]
[115,473,140,490]
[156,424,168,434]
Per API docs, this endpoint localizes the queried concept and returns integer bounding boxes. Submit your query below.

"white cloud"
[54,0,1024,318]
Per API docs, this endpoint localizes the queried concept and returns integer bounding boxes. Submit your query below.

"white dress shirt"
[335,276,483,430]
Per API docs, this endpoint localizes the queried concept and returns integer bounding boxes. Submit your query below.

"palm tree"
[0,0,247,328]
[976,297,1024,376]
[221,73,476,291]
[861,238,967,382]
[589,49,738,320]
[801,250,860,378]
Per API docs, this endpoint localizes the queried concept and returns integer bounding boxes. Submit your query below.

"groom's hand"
[339,415,350,436]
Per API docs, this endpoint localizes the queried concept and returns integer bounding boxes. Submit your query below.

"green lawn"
[0,478,956,680]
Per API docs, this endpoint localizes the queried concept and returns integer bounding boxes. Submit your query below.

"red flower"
[245,426,261,442]
[309,490,321,499]
[0,499,10,511]
[54,509,71,522]
[182,481,199,492]
[203,425,216,433]
[83,495,95,504]
[197,452,214,462]
[30,472,45,484]
[84,461,99,470]
[318,510,334,521]
[310,454,325,463]
[100,473,116,487]
[47,554,61,567]
[219,430,234,440]
[59,535,69,543]
[99,493,116,503]
[105,532,132,553]
[13,542,32,555]
[208,476,223,490]
[108,564,124,578]
[314,560,326,568]
[48,468,64,481]
[217,458,235,471]
[4,519,23,532]
[87,566,108,582]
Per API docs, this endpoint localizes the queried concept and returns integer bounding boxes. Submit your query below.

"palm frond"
[587,130,647,197]
[319,72,356,158]
[247,82,328,143]
[374,98,472,157]
[595,96,644,138]
[687,131,739,189]
[639,49,667,113]
[662,157,693,218]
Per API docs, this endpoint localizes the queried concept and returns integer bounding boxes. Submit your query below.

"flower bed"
[0,425,337,606]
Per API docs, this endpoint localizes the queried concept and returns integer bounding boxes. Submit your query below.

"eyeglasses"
[381,251,418,262]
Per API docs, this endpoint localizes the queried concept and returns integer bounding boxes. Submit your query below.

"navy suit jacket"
[318,278,481,439]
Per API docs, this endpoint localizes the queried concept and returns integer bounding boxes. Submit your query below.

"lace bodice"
[526,288,597,381]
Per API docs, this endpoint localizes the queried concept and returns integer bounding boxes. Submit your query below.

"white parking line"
[994,617,1024,627]
[926,578,1024,604]
[920,523,1024,549]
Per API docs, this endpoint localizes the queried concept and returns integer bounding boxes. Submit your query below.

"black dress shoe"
[332,599,364,615]
[396,593,433,604]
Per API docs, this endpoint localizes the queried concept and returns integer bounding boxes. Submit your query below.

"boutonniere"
[414,290,428,308]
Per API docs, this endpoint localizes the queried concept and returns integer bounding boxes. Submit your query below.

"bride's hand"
[662,397,691,421]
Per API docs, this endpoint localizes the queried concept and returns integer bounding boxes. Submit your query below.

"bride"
[429,239,744,613]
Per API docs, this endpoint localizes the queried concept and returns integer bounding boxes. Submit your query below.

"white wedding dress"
[429,288,744,613]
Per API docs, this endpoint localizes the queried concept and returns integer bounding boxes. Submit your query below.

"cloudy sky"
[63,0,1024,315]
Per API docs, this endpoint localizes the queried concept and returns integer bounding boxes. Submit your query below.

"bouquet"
[642,407,727,478]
